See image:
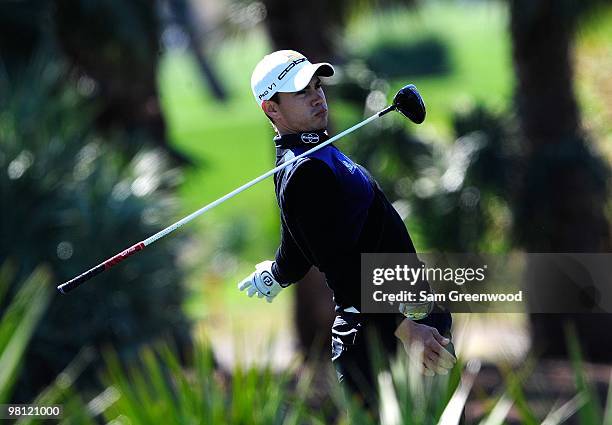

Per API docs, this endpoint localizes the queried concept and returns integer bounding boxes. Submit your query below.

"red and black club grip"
[57,242,145,294]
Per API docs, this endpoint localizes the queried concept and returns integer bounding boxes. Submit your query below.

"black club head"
[392,84,426,124]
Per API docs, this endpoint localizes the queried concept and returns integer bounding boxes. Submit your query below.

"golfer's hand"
[394,319,456,376]
[238,260,285,303]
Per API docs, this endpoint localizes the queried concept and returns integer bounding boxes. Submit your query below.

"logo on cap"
[301,133,320,144]
[277,57,307,81]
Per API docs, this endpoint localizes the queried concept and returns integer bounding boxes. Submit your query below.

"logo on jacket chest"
[300,133,319,144]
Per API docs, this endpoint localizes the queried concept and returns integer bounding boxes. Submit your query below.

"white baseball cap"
[250,50,335,107]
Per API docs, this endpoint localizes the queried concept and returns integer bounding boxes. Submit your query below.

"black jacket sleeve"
[272,217,311,285]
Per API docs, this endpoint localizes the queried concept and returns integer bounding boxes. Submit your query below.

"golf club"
[57,84,426,294]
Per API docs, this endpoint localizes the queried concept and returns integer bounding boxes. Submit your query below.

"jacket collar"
[274,130,330,149]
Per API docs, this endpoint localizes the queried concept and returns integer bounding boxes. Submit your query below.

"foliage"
[360,37,451,79]
[2,287,609,425]
[0,54,191,401]
[4,336,318,424]
[565,324,603,424]
[331,344,464,425]
[335,61,517,252]
[67,340,314,425]
[51,339,440,424]
[37,335,609,424]
[0,264,51,404]
[494,327,611,425]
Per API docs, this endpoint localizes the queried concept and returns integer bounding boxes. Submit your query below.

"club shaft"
[57,108,388,294]
[145,109,384,246]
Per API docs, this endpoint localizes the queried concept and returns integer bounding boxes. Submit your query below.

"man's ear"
[262,99,281,120]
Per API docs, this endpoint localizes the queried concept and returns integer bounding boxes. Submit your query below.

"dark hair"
[265,92,280,124]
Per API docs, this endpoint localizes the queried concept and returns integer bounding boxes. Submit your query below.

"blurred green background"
[1,0,612,423]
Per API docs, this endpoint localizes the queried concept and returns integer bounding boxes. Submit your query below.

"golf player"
[239,50,456,410]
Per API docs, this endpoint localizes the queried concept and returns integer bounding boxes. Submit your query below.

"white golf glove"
[238,260,286,303]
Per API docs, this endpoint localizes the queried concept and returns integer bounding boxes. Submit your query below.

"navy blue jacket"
[271,130,420,310]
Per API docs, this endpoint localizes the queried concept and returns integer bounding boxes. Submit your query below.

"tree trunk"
[261,0,347,62]
[53,0,190,164]
[294,267,335,360]
[509,0,612,360]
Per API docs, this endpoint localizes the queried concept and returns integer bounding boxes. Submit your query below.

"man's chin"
[313,116,328,130]
[300,117,328,133]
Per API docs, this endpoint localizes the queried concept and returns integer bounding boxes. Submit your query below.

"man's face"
[263,76,328,134]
